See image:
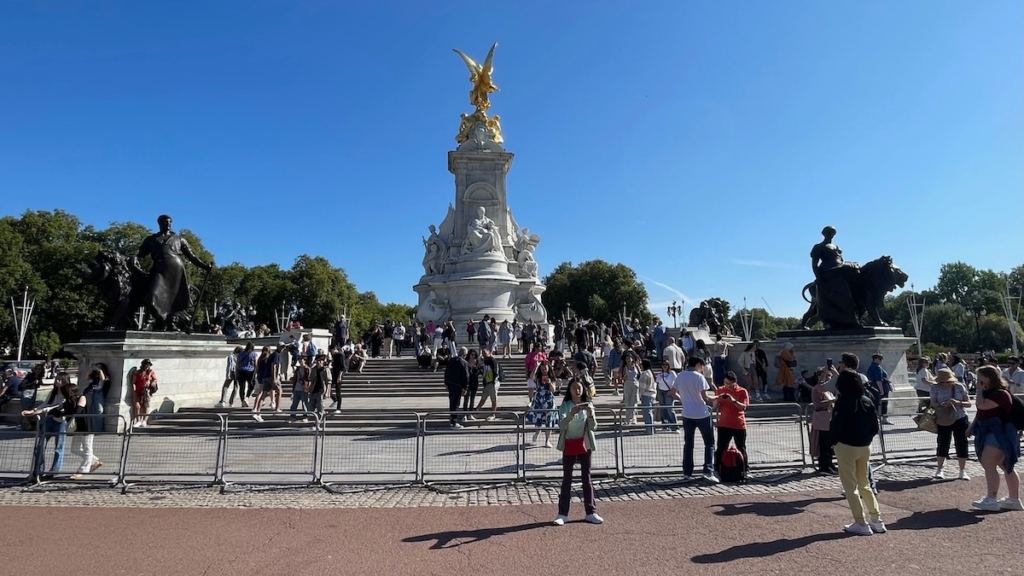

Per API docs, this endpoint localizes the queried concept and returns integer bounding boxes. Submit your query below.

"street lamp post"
[666,301,681,329]
[968,299,986,353]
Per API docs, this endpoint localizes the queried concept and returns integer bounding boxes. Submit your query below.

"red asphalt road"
[4,480,1022,576]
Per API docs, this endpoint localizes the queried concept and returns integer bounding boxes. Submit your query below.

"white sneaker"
[138,421,147,428]
[933,468,945,479]
[868,519,887,533]
[466,415,476,421]
[844,522,873,536]
[545,441,553,448]
[702,472,720,484]
[754,393,762,402]
[486,415,496,421]
[552,515,567,526]
[958,470,970,481]
[252,414,264,423]
[972,496,1000,511]
[584,513,604,524]
[333,409,341,415]
[451,423,463,429]
[215,401,225,408]
[998,497,1024,511]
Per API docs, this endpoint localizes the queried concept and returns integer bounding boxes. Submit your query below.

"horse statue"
[800,255,908,330]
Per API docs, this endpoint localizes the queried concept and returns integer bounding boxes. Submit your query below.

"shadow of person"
[712,497,844,518]
[887,508,986,530]
[692,533,848,564]
[403,522,549,550]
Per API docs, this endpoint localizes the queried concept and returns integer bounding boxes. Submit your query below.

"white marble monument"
[413,43,547,327]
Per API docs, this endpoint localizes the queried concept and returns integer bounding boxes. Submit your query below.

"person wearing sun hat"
[930,368,972,481]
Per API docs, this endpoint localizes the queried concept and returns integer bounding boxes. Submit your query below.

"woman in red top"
[714,371,749,479]
[968,366,1021,511]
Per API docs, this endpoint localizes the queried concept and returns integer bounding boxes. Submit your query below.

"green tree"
[977,314,1024,353]
[920,303,973,351]
[237,264,293,329]
[542,260,650,325]
[934,262,978,305]
[289,255,358,328]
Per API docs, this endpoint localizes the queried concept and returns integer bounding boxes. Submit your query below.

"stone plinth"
[64,332,235,432]
[413,135,547,328]
[725,330,916,391]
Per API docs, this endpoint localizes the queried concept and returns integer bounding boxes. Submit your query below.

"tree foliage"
[0,210,414,359]
[542,260,651,325]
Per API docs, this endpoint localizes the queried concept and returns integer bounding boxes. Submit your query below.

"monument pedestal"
[727,329,916,391]
[64,332,235,432]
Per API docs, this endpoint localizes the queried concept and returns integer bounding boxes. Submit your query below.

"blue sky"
[1,1,1021,319]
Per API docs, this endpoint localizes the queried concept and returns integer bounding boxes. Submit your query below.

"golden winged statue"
[452,43,498,113]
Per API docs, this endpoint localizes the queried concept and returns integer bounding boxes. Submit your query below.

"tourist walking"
[445,347,470,428]
[740,344,759,399]
[17,363,45,431]
[236,343,257,407]
[638,359,657,435]
[865,354,891,422]
[655,360,678,432]
[475,349,502,420]
[829,371,886,535]
[305,352,331,417]
[914,357,936,413]
[754,341,770,401]
[66,377,101,480]
[930,368,971,480]
[671,357,718,482]
[462,350,481,420]
[527,362,558,447]
[968,366,1022,511]
[288,358,310,422]
[1002,356,1024,394]
[606,342,623,394]
[618,355,641,425]
[552,378,603,526]
[498,320,513,358]
[217,346,242,408]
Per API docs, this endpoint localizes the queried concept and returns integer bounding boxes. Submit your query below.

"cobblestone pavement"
[0,460,983,510]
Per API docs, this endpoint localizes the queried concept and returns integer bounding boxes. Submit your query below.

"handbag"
[913,409,939,434]
[563,437,587,456]
[935,405,957,427]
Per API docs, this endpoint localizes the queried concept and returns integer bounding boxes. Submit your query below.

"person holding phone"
[553,378,603,526]
[714,372,750,479]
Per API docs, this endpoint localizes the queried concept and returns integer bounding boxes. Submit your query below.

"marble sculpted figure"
[461,206,503,255]
[422,225,447,275]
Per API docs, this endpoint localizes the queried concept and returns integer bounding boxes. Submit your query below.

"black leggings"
[936,416,969,459]
[462,383,478,412]
[715,427,749,472]
[237,370,255,398]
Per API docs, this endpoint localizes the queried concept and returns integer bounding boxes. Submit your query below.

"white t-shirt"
[672,370,711,420]
[1002,368,1024,394]
[915,368,933,393]
[656,371,677,392]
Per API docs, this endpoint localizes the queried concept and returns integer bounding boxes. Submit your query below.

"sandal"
[90,461,103,473]
[69,474,83,480]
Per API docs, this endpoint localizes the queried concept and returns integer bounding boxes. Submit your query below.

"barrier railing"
[121,412,225,491]
[221,412,320,490]
[522,407,619,481]
[0,414,38,484]
[320,411,420,491]
[3,393,1012,490]
[420,411,522,487]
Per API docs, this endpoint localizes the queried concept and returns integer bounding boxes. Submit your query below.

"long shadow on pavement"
[711,496,844,517]
[403,522,550,549]
[887,508,987,530]
[692,533,848,563]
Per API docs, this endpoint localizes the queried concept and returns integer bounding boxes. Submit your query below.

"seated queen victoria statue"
[460,206,503,256]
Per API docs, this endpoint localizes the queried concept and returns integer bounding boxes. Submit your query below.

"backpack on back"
[717,446,746,483]
[1009,394,1024,431]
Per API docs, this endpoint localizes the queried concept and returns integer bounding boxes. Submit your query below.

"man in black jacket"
[445,347,471,428]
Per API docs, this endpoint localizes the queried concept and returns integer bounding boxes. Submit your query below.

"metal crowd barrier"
[121,412,225,491]
[320,410,420,492]
[420,411,522,487]
[522,407,619,481]
[221,412,319,490]
[0,414,38,484]
[742,403,807,473]
[619,405,687,476]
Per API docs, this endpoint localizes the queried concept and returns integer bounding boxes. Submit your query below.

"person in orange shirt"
[714,371,749,478]
[132,359,158,428]
[776,342,797,401]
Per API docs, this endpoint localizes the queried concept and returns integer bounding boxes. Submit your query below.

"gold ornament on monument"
[452,43,503,145]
